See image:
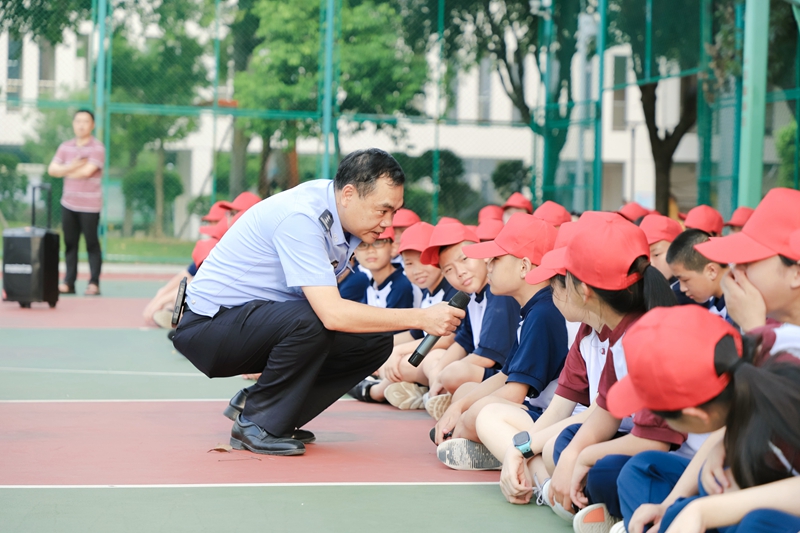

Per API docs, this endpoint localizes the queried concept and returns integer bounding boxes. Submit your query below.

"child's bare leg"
[528,455,550,486]
[439,360,488,394]
[542,433,558,475]
[451,381,478,402]
[476,402,536,461]
[418,348,446,384]
[458,396,522,443]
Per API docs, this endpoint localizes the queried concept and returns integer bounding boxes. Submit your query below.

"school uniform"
[452,285,520,381]
[616,321,800,529]
[705,295,737,326]
[338,268,370,302]
[670,277,699,306]
[409,278,458,340]
[362,265,414,309]
[501,288,569,420]
[174,179,392,437]
[551,313,686,518]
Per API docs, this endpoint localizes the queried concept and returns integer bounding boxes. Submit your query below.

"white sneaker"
[573,503,621,533]
[436,438,501,470]
[425,393,452,420]
[537,477,576,522]
[609,522,627,533]
[152,309,174,329]
[384,382,428,410]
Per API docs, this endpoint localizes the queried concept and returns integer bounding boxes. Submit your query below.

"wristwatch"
[512,431,534,459]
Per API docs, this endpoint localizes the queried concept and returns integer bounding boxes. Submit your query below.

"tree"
[122,165,184,233]
[491,160,530,200]
[0,0,91,44]
[776,121,798,189]
[110,26,208,237]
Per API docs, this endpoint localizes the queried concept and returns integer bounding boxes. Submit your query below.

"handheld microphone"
[408,291,470,367]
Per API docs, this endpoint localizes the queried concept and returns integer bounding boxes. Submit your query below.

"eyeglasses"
[356,239,391,250]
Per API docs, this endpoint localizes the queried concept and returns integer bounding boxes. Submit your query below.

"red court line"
[0,400,499,486]
[0,297,152,328]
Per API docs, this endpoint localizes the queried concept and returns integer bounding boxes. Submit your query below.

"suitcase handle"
[32,184,52,229]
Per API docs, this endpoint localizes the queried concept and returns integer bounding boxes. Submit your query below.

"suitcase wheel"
[48,301,57,309]
[19,302,31,309]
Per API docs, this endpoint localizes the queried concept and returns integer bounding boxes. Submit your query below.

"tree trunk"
[287,141,299,189]
[123,149,138,237]
[640,78,698,214]
[257,134,271,198]
[230,123,250,197]
[154,142,165,238]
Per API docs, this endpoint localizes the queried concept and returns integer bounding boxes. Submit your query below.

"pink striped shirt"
[51,137,105,213]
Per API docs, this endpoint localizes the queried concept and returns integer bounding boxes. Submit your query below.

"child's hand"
[548,454,577,514]
[569,455,592,509]
[700,440,728,495]
[433,404,461,444]
[383,351,404,382]
[499,446,533,504]
[663,500,707,533]
[628,503,668,533]
[721,267,767,332]
[428,373,445,397]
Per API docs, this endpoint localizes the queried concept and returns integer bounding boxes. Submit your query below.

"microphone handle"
[408,333,440,367]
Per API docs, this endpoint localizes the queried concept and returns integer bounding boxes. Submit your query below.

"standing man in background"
[47,109,105,296]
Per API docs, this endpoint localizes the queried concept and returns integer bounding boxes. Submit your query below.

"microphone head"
[448,291,471,310]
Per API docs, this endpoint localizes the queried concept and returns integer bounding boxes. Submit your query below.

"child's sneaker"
[572,503,620,533]
[425,393,452,420]
[436,438,501,470]
[384,382,428,409]
[535,477,575,522]
[608,522,626,533]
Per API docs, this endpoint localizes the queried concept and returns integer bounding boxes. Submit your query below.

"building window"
[76,34,91,82]
[7,39,23,110]
[39,40,56,99]
[477,57,492,122]
[612,56,627,131]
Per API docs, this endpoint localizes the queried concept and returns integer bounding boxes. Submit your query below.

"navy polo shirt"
[362,266,414,309]
[187,262,199,277]
[501,287,568,397]
[670,277,700,306]
[454,285,520,367]
[338,269,370,302]
[410,277,458,340]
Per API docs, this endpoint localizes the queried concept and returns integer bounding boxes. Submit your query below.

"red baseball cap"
[420,221,480,266]
[393,208,421,228]
[199,219,229,240]
[478,205,504,223]
[618,202,650,222]
[639,214,683,245]
[202,201,234,222]
[229,192,261,212]
[437,216,461,225]
[503,192,533,214]
[464,213,557,265]
[192,238,219,267]
[533,201,572,227]
[530,213,649,290]
[791,229,800,256]
[398,222,434,253]
[684,205,724,235]
[377,226,396,241]
[607,306,742,418]
[476,219,504,241]
[724,206,755,228]
[695,188,800,264]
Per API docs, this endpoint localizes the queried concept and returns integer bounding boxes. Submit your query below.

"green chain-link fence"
[1,0,798,263]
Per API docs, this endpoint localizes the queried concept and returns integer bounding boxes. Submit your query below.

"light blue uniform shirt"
[186,180,361,317]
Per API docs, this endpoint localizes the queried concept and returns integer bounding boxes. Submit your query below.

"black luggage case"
[2,184,60,308]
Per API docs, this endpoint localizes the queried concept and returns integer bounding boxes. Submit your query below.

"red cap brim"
[463,240,507,259]
[525,247,566,285]
[606,375,648,419]
[694,231,779,264]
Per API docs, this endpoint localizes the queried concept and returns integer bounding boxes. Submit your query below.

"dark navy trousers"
[617,450,690,530]
[174,299,392,436]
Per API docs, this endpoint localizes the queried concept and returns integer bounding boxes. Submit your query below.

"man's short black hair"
[334,148,404,197]
[75,109,95,121]
[666,229,714,272]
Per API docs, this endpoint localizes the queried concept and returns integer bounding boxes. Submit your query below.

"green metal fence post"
[541,10,554,202]
[697,0,713,207]
[321,0,336,180]
[95,0,109,257]
[211,0,221,205]
[592,0,607,210]
[732,2,744,204]
[795,14,800,190]
[737,0,770,207]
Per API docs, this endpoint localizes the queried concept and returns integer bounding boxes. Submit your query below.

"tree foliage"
[491,160,530,200]
[776,121,798,189]
[0,0,91,44]
[0,154,29,222]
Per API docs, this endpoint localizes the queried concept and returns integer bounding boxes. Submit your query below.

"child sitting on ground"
[667,229,732,323]
[348,221,458,406]
[354,226,413,310]
[431,215,568,470]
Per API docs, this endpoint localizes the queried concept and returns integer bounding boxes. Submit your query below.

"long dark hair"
[569,256,677,314]
[655,335,800,489]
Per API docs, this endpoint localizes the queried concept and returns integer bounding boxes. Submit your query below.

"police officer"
[173,149,464,456]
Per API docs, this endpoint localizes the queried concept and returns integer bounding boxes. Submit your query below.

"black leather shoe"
[230,416,305,456]
[223,388,249,421]
[291,429,316,444]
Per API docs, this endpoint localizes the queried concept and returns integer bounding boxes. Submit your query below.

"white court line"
[0,367,203,377]
[0,481,495,489]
